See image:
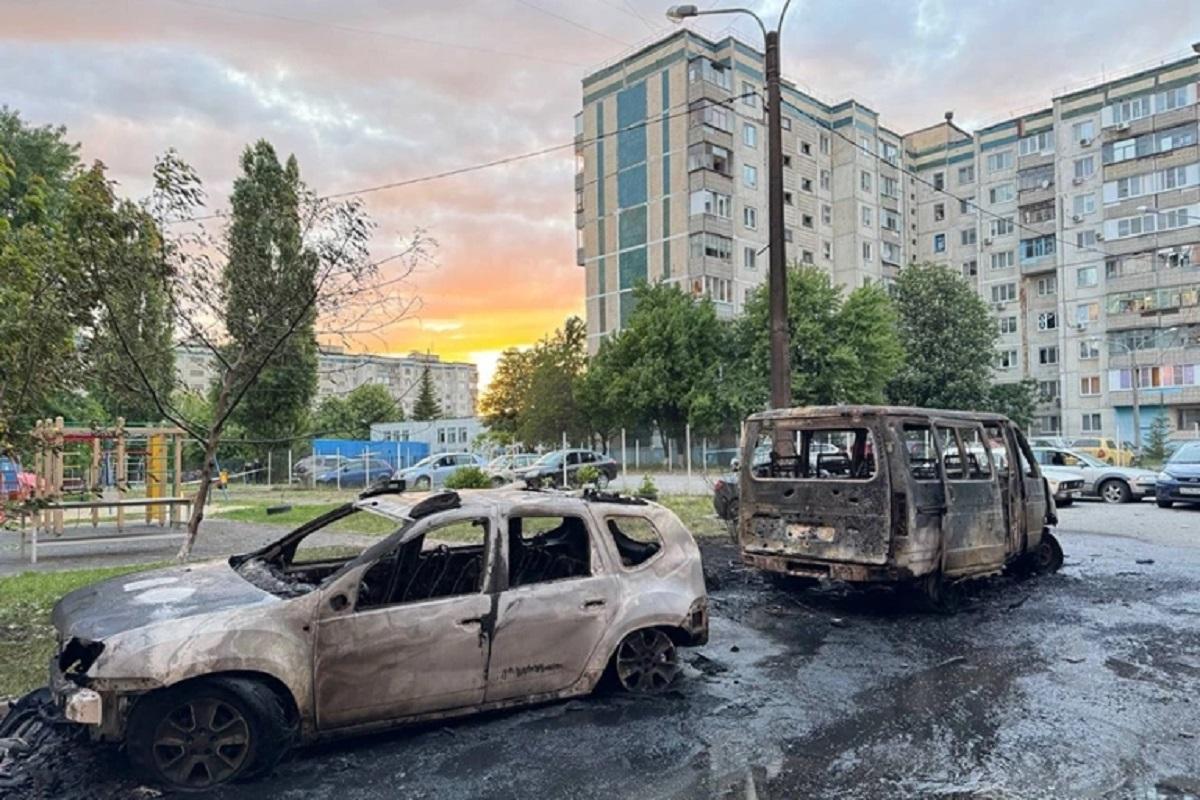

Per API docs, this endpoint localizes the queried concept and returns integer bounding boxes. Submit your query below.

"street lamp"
[667,2,795,409]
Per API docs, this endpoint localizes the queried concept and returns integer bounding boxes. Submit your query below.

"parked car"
[1029,436,1072,450]
[734,406,1062,605]
[1070,437,1133,466]
[1040,465,1085,506]
[1032,446,1158,503]
[1155,441,1200,508]
[517,449,619,488]
[292,454,347,483]
[314,457,394,488]
[485,453,540,487]
[396,452,486,490]
[47,486,708,790]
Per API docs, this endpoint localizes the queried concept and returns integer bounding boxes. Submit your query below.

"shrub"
[444,465,492,490]
[575,464,601,487]
[635,474,658,500]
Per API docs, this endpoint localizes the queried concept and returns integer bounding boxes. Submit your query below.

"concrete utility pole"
[668,2,794,408]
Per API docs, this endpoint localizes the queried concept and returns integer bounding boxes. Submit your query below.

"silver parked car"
[1032,446,1158,503]
[485,452,540,487]
[396,451,486,490]
[48,487,708,790]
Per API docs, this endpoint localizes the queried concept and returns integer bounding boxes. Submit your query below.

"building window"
[689,57,731,89]
[882,241,901,264]
[801,177,813,193]
[1018,130,1054,156]
[689,189,731,218]
[822,204,833,225]
[801,249,814,264]
[1080,376,1101,396]
[742,164,758,188]
[986,150,1013,172]
[689,232,733,261]
[989,183,1015,204]
[820,133,830,154]
[692,102,731,132]
[1073,156,1095,180]
[862,242,872,263]
[741,80,758,108]
[1079,340,1100,359]
[1039,380,1060,401]
[1072,193,1096,216]
[822,240,832,260]
[703,275,733,303]
[933,233,946,253]
[820,169,831,191]
[1076,267,1099,288]
[1038,346,1059,365]
[800,140,812,156]
[784,228,794,242]
[1073,119,1095,143]
[782,154,792,168]
[996,349,1018,369]
[990,216,1014,237]
[861,206,872,227]
[999,315,1018,334]
[933,171,945,190]
[1107,94,1152,126]
[881,175,899,198]
[991,282,1017,303]
[784,191,794,205]
[743,246,757,269]
[860,171,872,192]
[1076,230,1098,249]
[961,228,977,246]
[743,205,757,229]
[1081,413,1102,433]
[934,203,945,221]
[958,164,975,184]
[801,213,814,228]
[880,141,899,166]
[1037,275,1057,296]
[687,142,731,175]
[1037,311,1058,331]
[960,197,974,214]
[962,259,978,278]
[990,251,1014,270]
[743,122,757,148]
[1020,235,1056,262]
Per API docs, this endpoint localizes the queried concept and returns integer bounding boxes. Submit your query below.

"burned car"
[48,486,707,790]
[735,406,1063,604]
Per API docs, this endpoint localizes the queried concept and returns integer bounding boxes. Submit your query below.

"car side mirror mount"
[329,594,350,612]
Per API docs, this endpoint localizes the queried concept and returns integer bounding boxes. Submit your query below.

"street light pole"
[668,3,793,408]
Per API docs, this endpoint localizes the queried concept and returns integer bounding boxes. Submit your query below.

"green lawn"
[0,564,163,697]
[210,502,399,535]
[657,495,725,539]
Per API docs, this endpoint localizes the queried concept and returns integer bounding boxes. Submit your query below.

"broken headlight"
[58,638,105,684]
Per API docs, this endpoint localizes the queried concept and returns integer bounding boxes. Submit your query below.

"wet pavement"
[6,525,1200,799]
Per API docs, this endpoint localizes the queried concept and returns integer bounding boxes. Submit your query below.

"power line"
[161,0,591,67]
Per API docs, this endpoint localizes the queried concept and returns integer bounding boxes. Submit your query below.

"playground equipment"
[23,417,194,562]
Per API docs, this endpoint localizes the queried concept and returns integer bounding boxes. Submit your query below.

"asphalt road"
[7,500,1200,799]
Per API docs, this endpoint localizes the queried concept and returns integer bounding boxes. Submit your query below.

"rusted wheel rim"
[152,697,251,788]
[616,629,678,693]
[1101,482,1123,503]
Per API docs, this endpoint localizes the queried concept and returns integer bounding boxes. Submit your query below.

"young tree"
[411,366,442,421]
[1142,412,1172,467]
[96,146,430,559]
[312,383,400,440]
[888,263,996,410]
[729,265,905,412]
[478,347,535,436]
[986,379,1040,429]
[517,317,590,447]
[224,142,318,443]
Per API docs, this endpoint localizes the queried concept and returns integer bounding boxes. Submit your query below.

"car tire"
[490,476,506,488]
[612,629,680,694]
[1099,479,1130,504]
[1157,499,1174,509]
[415,476,432,491]
[126,677,292,792]
[1057,497,1073,507]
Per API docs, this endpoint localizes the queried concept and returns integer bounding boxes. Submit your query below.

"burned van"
[736,406,1062,602]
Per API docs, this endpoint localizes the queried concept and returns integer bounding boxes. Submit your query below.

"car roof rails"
[358,479,407,499]
[410,490,461,518]
[582,489,647,505]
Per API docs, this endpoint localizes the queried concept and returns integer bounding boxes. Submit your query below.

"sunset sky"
[4,0,1197,387]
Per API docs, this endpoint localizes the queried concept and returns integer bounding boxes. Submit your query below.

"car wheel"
[415,476,432,491]
[613,629,679,694]
[127,677,291,791]
[1100,479,1131,504]
[1157,499,1174,509]
[490,476,506,488]
[1032,531,1064,574]
[595,473,610,489]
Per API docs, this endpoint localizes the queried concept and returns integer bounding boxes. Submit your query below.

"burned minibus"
[735,406,1063,603]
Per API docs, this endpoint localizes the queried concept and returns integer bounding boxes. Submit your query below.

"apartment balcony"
[686,166,734,195]
[686,122,734,151]
[1017,151,1055,171]
[1103,144,1199,181]
[1019,216,1057,237]
[1109,384,1200,406]
[1018,183,1055,207]
[687,77,733,109]
[1020,255,1057,275]
[687,212,734,239]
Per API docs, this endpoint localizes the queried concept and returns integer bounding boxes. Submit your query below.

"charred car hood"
[52,560,280,641]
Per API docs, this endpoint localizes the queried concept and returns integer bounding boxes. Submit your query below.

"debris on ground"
[688,654,729,676]
[830,617,850,628]
[1135,559,1155,565]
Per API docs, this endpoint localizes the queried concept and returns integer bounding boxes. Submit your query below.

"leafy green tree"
[584,283,726,452]
[729,266,905,413]
[224,141,318,444]
[478,347,535,435]
[985,379,1039,429]
[411,366,442,421]
[312,383,399,439]
[517,317,589,447]
[1142,412,1172,467]
[888,263,996,410]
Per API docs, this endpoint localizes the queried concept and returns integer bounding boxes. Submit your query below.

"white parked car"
[396,452,486,490]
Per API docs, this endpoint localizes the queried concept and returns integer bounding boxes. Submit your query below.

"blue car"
[315,457,395,488]
[1156,442,1200,508]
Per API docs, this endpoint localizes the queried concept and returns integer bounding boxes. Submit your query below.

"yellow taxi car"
[1070,437,1133,466]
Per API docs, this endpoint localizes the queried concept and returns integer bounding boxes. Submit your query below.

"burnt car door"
[932,421,1006,576]
[484,508,619,703]
[312,511,498,730]
[1011,427,1049,536]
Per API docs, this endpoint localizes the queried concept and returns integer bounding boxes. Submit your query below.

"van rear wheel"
[1033,531,1064,574]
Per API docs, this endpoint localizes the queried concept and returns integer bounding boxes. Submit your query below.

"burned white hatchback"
[48,487,708,790]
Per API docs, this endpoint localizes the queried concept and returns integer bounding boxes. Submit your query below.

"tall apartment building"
[577,29,1200,442]
[175,344,479,419]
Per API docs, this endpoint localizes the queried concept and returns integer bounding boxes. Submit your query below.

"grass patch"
[210,502,398,535]
[0,563,163,697]
[657,495,726,539]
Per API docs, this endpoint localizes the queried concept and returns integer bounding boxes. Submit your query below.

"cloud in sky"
[4,0,1197,388]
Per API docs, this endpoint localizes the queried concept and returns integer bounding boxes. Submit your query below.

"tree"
[584,282,726,452]
[1142,412,1172,467]
[729,266,905,413]
[889,263,997,411]
[986,379,1039,429]
[478,347,535,435]
[312,383,400,440]
[517,317,589,447]
[411,366,442,421]
[224,142,318,443]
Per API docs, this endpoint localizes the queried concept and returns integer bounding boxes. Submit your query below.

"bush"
[443,466,492,490]
[575,465,601,487]
[635,474,658,500]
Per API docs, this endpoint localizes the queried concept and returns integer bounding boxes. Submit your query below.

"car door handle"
[917,504,946,515]
[583,599,606,609]
[458,617,483,626]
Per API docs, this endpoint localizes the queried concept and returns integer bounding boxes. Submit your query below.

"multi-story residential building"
[577,30,1200,442]
[174,345,479,419]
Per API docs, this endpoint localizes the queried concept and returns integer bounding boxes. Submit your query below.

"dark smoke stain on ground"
[4,532,1200,799]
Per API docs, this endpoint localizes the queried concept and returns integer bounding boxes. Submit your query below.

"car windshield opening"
[750,422,877,480]
[507,515,590,586]
[357,518,489,609]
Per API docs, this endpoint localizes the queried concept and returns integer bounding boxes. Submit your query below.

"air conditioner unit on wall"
[1080,138,1092,147]
[1072,177,1085,186]
[1117,122,1131,132]
[1072,214,1084,223]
